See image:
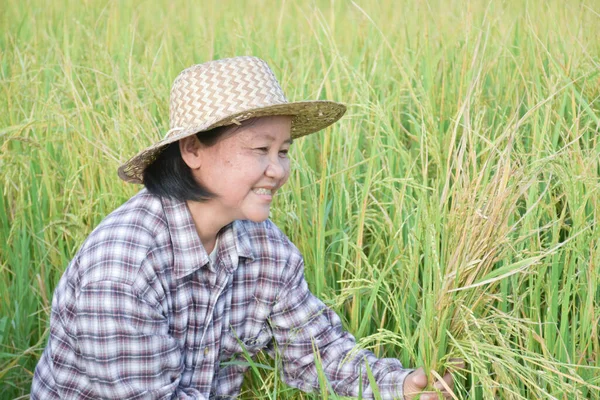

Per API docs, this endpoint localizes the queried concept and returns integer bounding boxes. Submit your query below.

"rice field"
[1,0,599,398]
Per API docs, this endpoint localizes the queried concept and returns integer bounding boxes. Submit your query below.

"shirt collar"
[160,195,255,279]
[231,220,255,261]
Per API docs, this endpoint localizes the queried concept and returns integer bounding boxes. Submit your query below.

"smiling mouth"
[253,188,273,196]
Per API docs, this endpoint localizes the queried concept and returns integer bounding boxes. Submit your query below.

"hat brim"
[118,100,346,184]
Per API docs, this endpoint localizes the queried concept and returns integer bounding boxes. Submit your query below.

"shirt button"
[204,347,209,356]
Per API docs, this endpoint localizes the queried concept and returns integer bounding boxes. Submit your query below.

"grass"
[1,0,600,398]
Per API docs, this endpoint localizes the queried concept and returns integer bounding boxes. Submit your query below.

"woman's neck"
[185,200,230,254]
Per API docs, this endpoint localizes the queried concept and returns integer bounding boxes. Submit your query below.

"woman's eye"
[255,147,268,153]
[279,149,289,157]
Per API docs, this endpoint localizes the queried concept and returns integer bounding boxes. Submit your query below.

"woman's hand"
[403,360,464,400]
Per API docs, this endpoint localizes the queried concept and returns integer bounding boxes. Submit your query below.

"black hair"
[143,125,233,202]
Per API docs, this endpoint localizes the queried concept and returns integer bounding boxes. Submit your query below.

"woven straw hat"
[118,56,346,184]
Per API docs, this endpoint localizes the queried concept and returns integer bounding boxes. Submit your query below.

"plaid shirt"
[31,190,411,399]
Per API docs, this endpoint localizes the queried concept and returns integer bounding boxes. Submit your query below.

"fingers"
[433,358,465,391]
[418,394,443,400]
[409,367,428,388]
[429,370,454,399]
[405,361,466,400]
[431,360,466,400]
[403,368,428,399]
[432,370,453,391]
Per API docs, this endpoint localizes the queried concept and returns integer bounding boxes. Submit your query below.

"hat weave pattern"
[118,56,346,184]
[167,57,287,138]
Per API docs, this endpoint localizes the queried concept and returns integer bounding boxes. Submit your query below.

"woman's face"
[184,115,293,224]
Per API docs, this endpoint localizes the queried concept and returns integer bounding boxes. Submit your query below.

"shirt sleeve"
[269,253,413,400]
[75,280,206,400]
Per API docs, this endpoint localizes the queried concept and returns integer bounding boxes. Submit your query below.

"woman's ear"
[179,136,203,170]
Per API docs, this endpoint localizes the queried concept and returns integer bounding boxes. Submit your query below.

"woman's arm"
[269,253,413,399]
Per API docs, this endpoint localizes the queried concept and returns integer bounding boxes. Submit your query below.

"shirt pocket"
[221,323,272,358]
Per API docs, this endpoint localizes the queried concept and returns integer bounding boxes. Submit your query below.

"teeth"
[254,188,272,195]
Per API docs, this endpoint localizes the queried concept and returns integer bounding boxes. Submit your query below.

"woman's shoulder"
[72,190,170,285]
[87,189,166,242]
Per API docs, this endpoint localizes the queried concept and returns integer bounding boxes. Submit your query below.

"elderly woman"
[32,56,459,399]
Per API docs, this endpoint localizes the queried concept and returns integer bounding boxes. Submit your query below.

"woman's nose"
[265,156,286,179]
